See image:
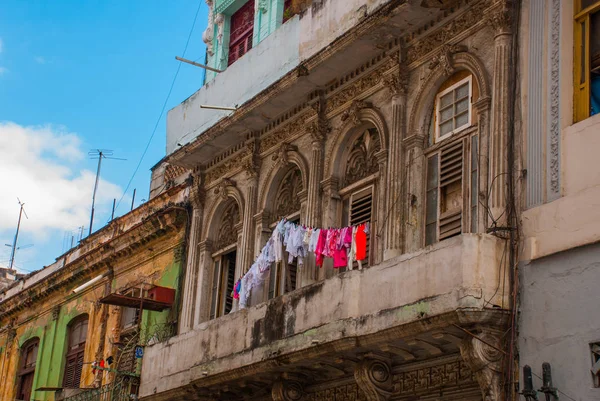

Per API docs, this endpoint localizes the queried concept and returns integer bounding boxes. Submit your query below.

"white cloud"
[0,122,123,238]
[34,56,46,64]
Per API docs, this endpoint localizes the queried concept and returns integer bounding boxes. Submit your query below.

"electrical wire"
[115,1,203,213]
[529,371,578,401]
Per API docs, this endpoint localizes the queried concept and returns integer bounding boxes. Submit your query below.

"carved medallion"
[344,128,381,187]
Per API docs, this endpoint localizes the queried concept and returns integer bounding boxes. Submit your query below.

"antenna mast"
[88,150,126,236]
[9,198,28,270]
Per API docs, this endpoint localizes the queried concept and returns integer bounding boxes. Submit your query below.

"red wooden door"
[228,0,255,66]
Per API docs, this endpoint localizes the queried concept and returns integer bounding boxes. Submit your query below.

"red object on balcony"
[228,0,255,66]
[148,286,175,304]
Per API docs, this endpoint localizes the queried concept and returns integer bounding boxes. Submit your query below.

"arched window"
[268,167,303,299]
[210,201,240,319]
[63,315,88,388]
[340,127,381,268]
[425,71,479,245]
[16,338,39,401]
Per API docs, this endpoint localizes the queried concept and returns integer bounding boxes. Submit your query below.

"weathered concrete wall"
[519,242,600,401]
[167,16,300,154]
[140,233,508,398]
[521,113,600,260]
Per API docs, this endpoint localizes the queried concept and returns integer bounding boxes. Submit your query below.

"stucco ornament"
[202,0,215,56]
[341,100,369,127]
[428,44,465,77]
[214,178,235,200]
[258,0,269,13]
[272,380,304,401]
[354,359,392,401]
[272,143,298,167]
[215,13,225,45]
[459,330,503,401]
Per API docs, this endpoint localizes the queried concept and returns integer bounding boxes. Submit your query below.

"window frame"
[424,127,479,246]
[16,338,39,401]
[227,0,256,66]
[574,1,600,122]
[340,180,376,269]
[210,246,237,319]
[434,75,473,143]
[63,315,88,389]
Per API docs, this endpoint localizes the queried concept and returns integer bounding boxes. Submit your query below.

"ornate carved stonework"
[327,70,385,115]
[272,143,299,167]
[202,0,215,56]
[214,178,236,200]
[260,116,307,153]
[51,305,60,321]
[393,361,474,395]
[206,149,250,184]
[275,168,303,218]
[428,44,466,77]
[341,100,370,127]
[354,359,392,401]
[189,174,206,208]
[382,66,408,97]
[459,330,503,401]
[216,201,240,249]
[273,380,304,401]
[548,0,561,197]
[344,128,381,187]
[306,384,366,401]
[242,155,262,179]
[489,3,513,35]
[406,0,489,64]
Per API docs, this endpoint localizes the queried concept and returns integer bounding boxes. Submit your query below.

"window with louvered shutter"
[63,316,88,388]
[425,135,480,245]
[228,0,255,66]
[342,186,373,268]
[17,338,39,401]
[210,250,237,319]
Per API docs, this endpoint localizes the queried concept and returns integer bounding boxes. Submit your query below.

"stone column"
[488,3,513,227]
[474,97,491,233]
[382,64,408,260]
[240,138,261,273]
[179,174,205,333]
[305,94,327,228]
[402,133,426,252]
[459,328,504,401]
[193,239,213,325]
[354,359,393,401]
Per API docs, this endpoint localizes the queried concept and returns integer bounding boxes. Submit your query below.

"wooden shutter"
[425,154,439,245]
[63,317,88,388]
[349,187,373,267]
[285,263,297,293]
[209,260,220,320]
[228,0,255,66]
[439,141,463,240]
[223,252,236,314]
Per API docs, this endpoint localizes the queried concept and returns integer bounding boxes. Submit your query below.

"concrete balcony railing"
[139,233,508,399]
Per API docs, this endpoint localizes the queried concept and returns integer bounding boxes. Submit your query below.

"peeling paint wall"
[0,190,187,401]
[519,242,600,401]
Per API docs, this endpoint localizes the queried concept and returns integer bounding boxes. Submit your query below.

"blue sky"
[0,1,208,273]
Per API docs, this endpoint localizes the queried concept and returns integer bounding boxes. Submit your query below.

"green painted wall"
[206,0,287,83]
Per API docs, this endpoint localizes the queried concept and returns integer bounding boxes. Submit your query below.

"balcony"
[139,234,509,400]
[167,0,445,161]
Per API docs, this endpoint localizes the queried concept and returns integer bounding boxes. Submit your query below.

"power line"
[115,1,203,213]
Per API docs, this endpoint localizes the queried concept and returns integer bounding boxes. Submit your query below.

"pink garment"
[315,229,328,268]
[324,229,336,258]
[333,248,348,268]
[342,227,352,249]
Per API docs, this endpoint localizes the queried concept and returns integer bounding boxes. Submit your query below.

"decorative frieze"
[260,116,308,153]
[206,149,250,184]
[406,0,490,64]
[393,361,474,395]
[306,384,366,401]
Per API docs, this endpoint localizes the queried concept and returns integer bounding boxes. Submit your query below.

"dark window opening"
[17,338,39,401]
[63,316,88,388]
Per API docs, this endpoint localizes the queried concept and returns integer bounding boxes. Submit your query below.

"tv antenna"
[88,150,126,236]
[7,198,29,270]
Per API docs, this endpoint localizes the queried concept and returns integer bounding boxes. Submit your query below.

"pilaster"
[488,2,514,227]
[402,132,426,252]
[193,239,213,325]
[383,54,408,260]
[241,137,261,273]
[180,173,205,333]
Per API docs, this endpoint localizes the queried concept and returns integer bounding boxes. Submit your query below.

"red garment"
[315,229,328,268]
[333,248,347,268]
[355,224,367,261]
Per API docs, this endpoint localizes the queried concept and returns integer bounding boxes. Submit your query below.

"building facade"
[141,0,520,400]
[0,185,188,401]
[518,0,600,399]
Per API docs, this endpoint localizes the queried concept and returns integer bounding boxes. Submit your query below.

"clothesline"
[235,218,370,309]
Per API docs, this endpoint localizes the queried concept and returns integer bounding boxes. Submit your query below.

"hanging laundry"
[355,223,367,262]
